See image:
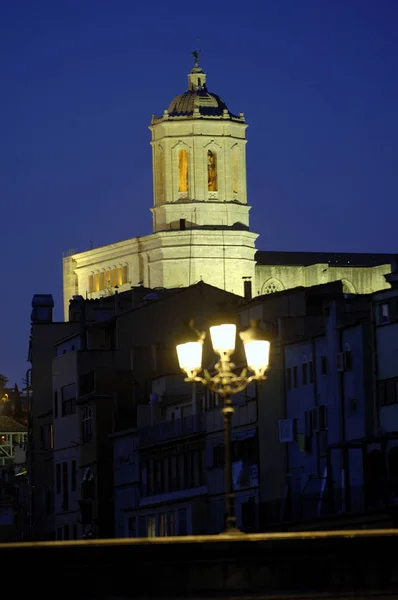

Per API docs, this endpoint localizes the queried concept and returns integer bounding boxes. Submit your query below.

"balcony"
[139,414,206,447]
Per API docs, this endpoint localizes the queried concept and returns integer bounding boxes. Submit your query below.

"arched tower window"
[207,150,217,191]
[232,148,239,194]
[178,149,189,193]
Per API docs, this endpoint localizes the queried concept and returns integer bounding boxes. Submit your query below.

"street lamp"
[176,315,270,534]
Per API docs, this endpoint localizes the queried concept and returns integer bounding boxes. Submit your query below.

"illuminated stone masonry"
[62,55,393,319]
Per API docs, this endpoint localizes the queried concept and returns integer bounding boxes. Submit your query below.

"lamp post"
[176,315,270,534]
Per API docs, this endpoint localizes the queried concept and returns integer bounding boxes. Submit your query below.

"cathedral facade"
[63,56,393,319]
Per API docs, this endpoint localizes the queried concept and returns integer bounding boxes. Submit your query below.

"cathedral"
[62,55,393,318]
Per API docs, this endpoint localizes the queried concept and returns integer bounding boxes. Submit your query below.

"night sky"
[1,0,398,386]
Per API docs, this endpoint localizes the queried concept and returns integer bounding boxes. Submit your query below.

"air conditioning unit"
[278,419,295,443]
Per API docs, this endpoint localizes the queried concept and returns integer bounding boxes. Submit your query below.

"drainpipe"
[338,323,350,512]
[311,338,320,477]
[370,297,379,435]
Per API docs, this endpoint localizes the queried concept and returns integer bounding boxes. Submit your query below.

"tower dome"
[166,52,238,119]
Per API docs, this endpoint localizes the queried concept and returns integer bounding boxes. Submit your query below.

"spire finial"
[191,50,200,68]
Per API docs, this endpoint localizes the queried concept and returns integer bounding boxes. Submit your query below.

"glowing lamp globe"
[176,341,203,373]
[209,324,237,355]
[239,320,270,376]
[175,320,204,375]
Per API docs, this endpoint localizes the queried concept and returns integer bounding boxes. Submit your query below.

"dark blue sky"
[1,0,397,386]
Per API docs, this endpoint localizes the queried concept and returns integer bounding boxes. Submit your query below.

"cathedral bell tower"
[147,53,258,295]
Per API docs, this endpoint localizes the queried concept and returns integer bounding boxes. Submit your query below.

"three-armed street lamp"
[176,314,270,534]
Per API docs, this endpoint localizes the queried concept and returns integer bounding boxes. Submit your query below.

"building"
[112,370,260,536]
[28,294,80,540]
[62,55,394,319]
[32,281,242,540]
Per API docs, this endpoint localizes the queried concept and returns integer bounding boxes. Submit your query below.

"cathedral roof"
[256,251,395,268]
[165,52,239,119]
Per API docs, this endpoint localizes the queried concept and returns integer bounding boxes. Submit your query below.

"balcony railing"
[139,414,206,447]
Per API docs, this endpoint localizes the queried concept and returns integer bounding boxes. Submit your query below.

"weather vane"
[191,50,200,68]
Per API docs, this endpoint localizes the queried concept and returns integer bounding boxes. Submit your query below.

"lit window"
[207,150,217,191]
[159,513,166,536]
[147,515,156,537]
[168,511,175,536]
[178,149,189,193]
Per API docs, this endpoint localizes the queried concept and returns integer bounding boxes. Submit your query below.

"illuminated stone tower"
[62,55,393,318]
[146,52,258,292]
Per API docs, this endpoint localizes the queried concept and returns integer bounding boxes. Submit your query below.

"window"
[138,516,146,537]
[62,462,68,511]
[111,268,118,287]
[381,303,390,324]
[232,147,239,194]
[71,460,77,492]
[309,361,314,383]
[378,379,398,406]
[159,513,166,536]
[178,508,187,535]
[54,390,58,418]
[286,368,292,390]
[168,511,175,536]
[302,362,308,385]
[304,410,312,438]
[321,356,328,375]
[56,464,61,494]
[40,424,53,450]
[147,515,156,538]
[293,366,298,388]
[318,405,328,430]
[61,383,76,416]
[207,149,217,191]
[213,445,225,468]
[178,149,189,193]
[82,407,93,443]
[344,345,353,370]
[127,516,136,538]
[183,453,192,488]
